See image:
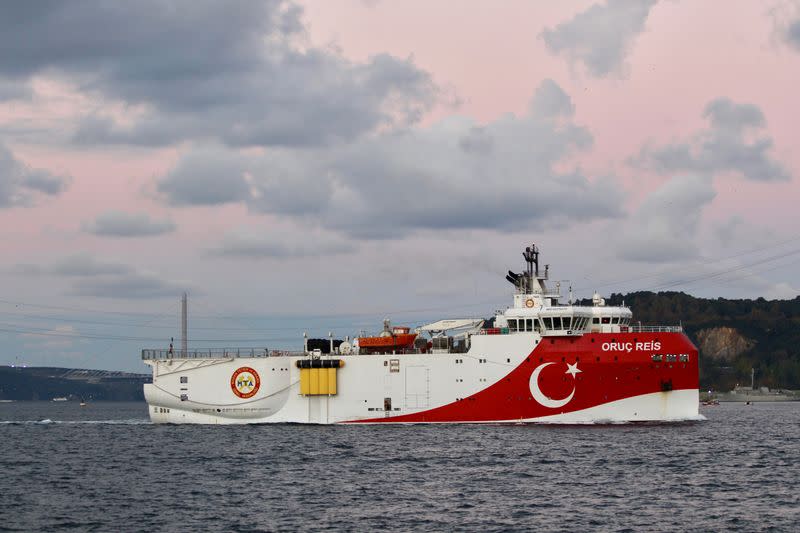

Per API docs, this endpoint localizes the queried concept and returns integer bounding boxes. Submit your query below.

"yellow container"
[299,366,339,395]
[300,368,310,395]
[328,367,337,395]
[318,365,329,393]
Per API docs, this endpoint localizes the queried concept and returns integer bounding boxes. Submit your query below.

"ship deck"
[141,325,683,361]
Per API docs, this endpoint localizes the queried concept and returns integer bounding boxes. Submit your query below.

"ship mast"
[522,244,539,294]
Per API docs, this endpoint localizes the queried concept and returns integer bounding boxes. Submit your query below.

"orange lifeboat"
[357,320,417,354]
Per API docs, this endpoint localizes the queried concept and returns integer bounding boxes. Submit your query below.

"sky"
[1,0,800,371]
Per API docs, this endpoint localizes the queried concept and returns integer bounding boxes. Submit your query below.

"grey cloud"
[157,80,624,238]
[83,211,176,237]
[529,79,575,118]
[0,1,436,148]
[634,98,791,182]
[11,252,186,299]
[11,254,132,277]
[71,272,187,299]
[458,127,494,154]
[704,99,764,131]
[52,254,133,276]
[0,142,70,206]
[786,19,800,49]
[541,0,658,77]
[156,147,251,205]
[209,229,357,258]
[713,215,745,247]
[618,174,716,262]
[22,170,69,195]
[0,79,31,101]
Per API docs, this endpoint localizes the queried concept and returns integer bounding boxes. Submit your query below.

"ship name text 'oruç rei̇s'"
[142,244,701,424]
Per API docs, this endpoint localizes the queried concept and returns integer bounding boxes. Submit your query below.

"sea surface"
[1,402,798,532]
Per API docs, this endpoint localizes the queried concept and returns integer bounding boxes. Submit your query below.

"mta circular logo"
[230,367,260,398]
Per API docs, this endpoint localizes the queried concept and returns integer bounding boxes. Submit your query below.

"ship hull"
[144,331,700,425]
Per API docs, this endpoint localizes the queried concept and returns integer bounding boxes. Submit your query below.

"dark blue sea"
[1,401,798,532]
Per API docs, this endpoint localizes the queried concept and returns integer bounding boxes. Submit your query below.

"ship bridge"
[499,243,635,335]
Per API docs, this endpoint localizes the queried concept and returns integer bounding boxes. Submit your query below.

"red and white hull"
[142,243,701,425]
[143,331,699,424]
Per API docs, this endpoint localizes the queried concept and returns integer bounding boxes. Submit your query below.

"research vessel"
[142,244,700,424]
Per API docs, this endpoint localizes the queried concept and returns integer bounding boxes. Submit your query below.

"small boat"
[356,319,418,354]
[52,397,68,402]
[79,400,88,407]
[701,399,720,406]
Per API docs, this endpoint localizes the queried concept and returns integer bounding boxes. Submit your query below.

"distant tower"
[181,292,188,356]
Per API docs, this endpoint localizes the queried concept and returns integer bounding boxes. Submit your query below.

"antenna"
[522,244,539,293]
[181,292,187,357]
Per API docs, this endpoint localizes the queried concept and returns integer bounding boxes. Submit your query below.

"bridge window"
[543,317,553,330]
[525,319,533,332]
[592,317,600,325]
[508,319,518,332]
[533,318,541,332]
[601,317,610,324]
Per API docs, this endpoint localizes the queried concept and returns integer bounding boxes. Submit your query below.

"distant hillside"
[596,292,800,391]
[0,366,149,401]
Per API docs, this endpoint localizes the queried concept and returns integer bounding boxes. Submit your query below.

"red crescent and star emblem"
[230,367,260,398]
[529,361,581,408]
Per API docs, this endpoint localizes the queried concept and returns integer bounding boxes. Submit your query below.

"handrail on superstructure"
[141,348,306,360]
[625,325,683,333]
[478,324,683,335]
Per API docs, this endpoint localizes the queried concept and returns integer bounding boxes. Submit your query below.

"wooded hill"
[595,292,800,391]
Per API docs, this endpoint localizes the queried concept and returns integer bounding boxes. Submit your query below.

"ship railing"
[478,325,683,335]
[624,325,683,333]
[141,348,306,360]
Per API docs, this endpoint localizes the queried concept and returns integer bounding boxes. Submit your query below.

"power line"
[2,233,799,334]
[648,247,800,292]
[0,324,304,343]
[0,310,367,332]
